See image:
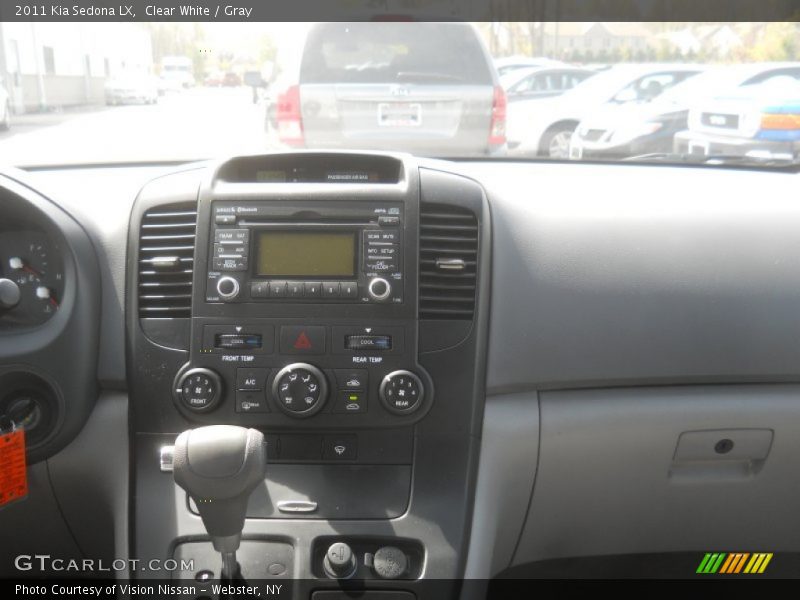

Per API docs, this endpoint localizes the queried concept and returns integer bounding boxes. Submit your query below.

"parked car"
[504,66,595,99]
[0,79,9,131]
[222,72,242,87]
[571,63,800,161]
[160,56,195,91]
[674,76,800,163]
[104,74,159,105]
[203,71,225,87]
[507,63,702,158]
[494,55,564,77]
[271,22,506,156]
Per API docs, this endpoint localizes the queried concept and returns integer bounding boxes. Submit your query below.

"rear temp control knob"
[272,363,328,417]
[379,370,424,415]
[367,277,391,301]
[216,276,240,300]
[176,368,222,412]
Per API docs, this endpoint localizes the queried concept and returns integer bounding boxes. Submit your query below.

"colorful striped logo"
[696,552,773,574]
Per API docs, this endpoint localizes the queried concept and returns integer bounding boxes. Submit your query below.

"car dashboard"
[2,153,800,590]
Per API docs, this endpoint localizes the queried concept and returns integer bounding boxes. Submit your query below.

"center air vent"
[138,203,197,318]
[419,203,478,320]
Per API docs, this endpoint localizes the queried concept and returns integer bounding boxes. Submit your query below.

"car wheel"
[0,102,10,131]
[541,125,576,159]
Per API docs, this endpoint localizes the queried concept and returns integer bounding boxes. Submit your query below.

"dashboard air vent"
[419,203,478,320]
[138,203,197,318]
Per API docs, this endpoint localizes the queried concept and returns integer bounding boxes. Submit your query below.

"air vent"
[138,203,197,318]
[419,203,478,320]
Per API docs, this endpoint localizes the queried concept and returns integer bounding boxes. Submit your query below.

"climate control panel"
[173,320,430,428]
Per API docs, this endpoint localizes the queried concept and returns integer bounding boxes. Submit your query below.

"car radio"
[204,200,404,305]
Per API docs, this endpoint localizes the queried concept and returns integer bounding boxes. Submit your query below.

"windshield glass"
[0,21,798,167]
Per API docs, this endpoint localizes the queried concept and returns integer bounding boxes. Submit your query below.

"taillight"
[489,85,507,146]
[276,85,304,146]
[760,112,800,130]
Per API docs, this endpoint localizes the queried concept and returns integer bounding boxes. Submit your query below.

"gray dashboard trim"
[463,162,800,392]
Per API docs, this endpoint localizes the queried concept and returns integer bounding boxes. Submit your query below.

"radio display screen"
[256,231,356,277]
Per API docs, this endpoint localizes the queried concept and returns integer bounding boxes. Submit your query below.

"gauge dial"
[0,231,65,327]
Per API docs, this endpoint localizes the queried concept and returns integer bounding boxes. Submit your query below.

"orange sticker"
[0,429,28,508]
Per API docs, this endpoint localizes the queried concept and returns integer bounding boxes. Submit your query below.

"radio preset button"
[322,282,340,298]
[340,281,358,299]
[304,281,322,297]
[269,281,287,297]
[250,281,269,298]
[287,281,304,298]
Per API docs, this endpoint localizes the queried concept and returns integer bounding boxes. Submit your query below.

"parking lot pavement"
[0,87,279,166]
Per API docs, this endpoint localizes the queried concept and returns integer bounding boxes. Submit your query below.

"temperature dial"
[379,370,424,415]
[272,363,328,418]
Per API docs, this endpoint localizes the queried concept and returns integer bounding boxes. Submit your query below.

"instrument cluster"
[0,230,65,328]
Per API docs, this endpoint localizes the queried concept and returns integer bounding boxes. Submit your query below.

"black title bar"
[1,0,799,22]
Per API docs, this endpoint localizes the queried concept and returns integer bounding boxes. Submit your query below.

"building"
[658,25,744,58]
[0,23,153,113]
[542,22,653,58]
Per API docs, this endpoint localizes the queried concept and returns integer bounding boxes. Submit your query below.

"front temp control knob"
[379,370,424,415]
[367,277,391,301]
[323,542,357,579]
[272,363,328,417]
[176,368,222,412]
[216,276,240,300]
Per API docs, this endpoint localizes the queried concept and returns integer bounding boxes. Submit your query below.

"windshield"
[0,21,798,167]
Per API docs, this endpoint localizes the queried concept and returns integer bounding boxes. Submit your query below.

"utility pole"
[30,22,46,111]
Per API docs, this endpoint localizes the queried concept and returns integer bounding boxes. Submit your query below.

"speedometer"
[0,231,65,327]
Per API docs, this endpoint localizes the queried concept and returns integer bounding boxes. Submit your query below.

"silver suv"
[272,22,506,156]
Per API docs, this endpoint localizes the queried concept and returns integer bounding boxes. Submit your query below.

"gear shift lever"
[172,425,266,580]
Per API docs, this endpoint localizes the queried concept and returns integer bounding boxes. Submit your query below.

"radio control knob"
[368,277,391,301]
[216,276,240,301]
[380,370,424,415]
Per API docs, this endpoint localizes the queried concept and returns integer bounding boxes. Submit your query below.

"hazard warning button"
[280,325,326,355]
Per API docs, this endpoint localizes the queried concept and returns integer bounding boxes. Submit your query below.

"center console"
[127,152,490,598]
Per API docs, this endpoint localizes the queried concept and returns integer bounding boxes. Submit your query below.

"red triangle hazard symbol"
[293,331,312,350]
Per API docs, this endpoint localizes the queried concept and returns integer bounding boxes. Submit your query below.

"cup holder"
[0,370,60,448]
